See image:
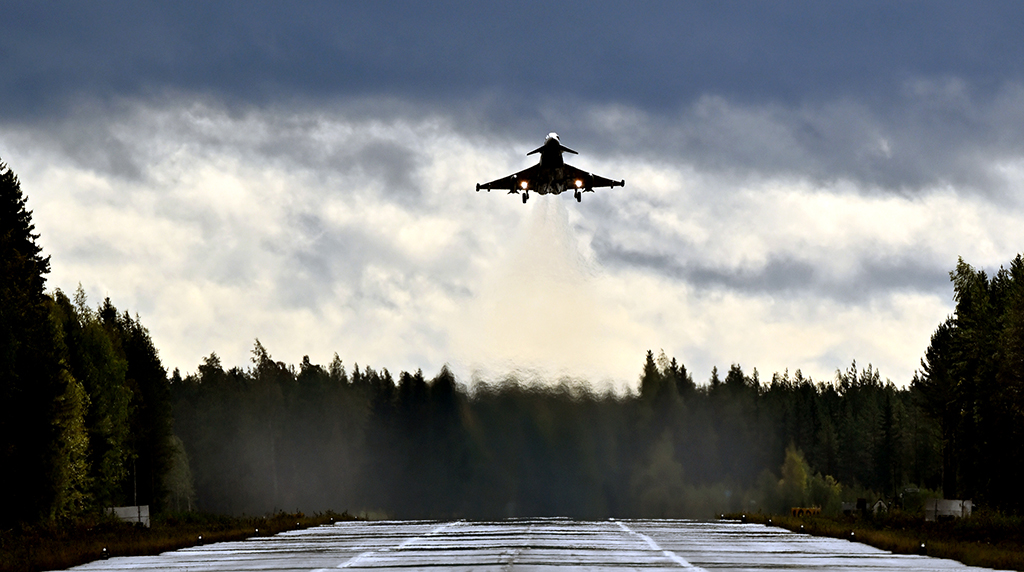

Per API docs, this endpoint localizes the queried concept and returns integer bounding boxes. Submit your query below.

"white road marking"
[614,520,709,570]
[66,518,1007,571]
[337,521,459,568]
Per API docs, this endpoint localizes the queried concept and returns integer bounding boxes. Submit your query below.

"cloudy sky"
[3,2,1024,390]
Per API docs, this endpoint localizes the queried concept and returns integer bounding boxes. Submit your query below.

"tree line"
[3,156,1024,525]
[914,255,1024,513]
[168,345,942,518]
[1,160,173,526]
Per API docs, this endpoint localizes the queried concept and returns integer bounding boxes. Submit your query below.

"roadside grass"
[731,510,1024,571]
[0,510,360,572]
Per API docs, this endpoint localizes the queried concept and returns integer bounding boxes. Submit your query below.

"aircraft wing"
[562,163,625,190]
[476,164,542,193]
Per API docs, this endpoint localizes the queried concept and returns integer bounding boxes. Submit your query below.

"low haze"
[3,2,1024,387]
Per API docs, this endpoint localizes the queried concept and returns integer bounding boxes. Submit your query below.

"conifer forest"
[4,157,1024,527]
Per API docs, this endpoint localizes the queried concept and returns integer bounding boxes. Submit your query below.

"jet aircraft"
[476,133,624,203]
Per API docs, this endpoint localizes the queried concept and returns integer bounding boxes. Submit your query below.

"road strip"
[613,520,708,571]
[336,521,458,568]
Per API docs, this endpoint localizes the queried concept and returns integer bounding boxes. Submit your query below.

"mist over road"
[64,518,1005,571]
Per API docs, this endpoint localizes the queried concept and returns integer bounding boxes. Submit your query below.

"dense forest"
[1,160,173,526]
[168,348,936,518]
[3,157,1024,526]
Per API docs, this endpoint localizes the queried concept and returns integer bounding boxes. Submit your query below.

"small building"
[841,498,869,516]
[106,505,150,527]
[924,499,972,521]
[871,500,888,515]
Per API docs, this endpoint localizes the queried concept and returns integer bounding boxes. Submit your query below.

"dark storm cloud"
[7,2,1024,197]
[4,1,1023,121]
[564,84,1024,197]
[593,238,950,303]
[4,2,1022,384]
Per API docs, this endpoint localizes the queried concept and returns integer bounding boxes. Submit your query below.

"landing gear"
[574,191,581,203]
[522,192,529,204]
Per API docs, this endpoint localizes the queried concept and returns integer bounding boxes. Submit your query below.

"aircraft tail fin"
[527,143,578,156]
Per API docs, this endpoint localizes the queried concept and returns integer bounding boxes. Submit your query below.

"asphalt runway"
[63,518,1009,571]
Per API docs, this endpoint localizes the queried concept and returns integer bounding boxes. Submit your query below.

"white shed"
[924,499,972,521]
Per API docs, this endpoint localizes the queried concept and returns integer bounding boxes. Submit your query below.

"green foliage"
[754,469,782,513]
[101,300,174,511]
[47,367,91,520]
[1,158,67,525]
[166,343,941,520]
[779,445,810,508]
[171,344,372,515]
[638,350,665,402]
[163,434,195,512]
[914,254,1024,512]
[0,158,49,296]
[631,430,686,517]
[0,158,173,526]
[52,289,133,508]
[807,473,842,514]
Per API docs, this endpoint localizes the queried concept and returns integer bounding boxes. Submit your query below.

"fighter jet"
[476,133,624,203]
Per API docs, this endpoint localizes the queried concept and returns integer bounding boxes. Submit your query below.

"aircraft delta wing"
[476,133,624,203]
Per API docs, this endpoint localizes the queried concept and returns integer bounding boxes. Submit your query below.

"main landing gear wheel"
[574,191,581,202]
[522,192,529,204]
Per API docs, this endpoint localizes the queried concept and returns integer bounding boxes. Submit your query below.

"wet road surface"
[63,518,1009,571]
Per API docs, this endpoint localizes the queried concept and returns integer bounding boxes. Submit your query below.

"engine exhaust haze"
[455,199,636,389]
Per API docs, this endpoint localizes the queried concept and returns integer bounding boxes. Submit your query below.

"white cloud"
[2,95,1023,390]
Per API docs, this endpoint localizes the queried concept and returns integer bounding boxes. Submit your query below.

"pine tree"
[52,289,133,508]
[0,159,83,524]
[995,256,1024,511]
[100,301,173,512]
[914,319,960,497]
[639,350,662,401]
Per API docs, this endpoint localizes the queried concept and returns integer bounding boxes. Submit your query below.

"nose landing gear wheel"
[575,191,581,202]
[522,192,528,204]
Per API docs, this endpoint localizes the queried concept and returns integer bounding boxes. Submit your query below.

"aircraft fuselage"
[476,133,624,203]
